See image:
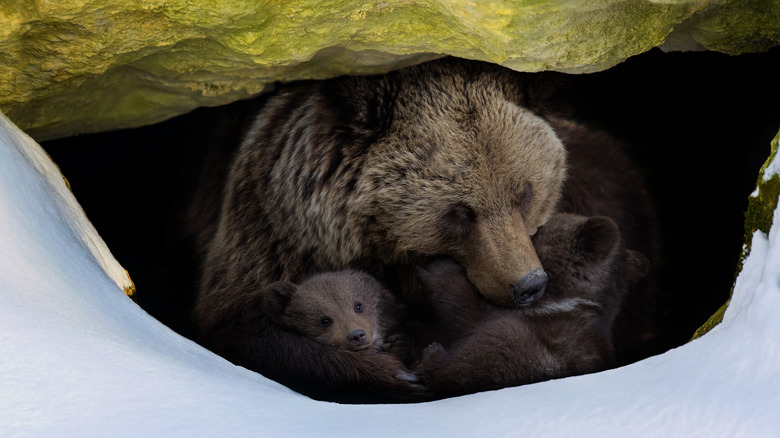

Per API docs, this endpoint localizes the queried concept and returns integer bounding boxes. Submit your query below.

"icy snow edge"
[0,112,779,437]
[0,112,135,296]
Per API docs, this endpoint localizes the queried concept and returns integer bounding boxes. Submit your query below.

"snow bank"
[1,110,779,437]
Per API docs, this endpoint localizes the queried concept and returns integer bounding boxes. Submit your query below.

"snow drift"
[1,110,779,437]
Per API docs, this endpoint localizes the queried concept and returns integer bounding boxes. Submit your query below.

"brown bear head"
[261,271,390,351]
[355,60,567,307]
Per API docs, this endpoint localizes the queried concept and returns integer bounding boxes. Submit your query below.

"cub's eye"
[320,317,332,327]
[354,302,363,313]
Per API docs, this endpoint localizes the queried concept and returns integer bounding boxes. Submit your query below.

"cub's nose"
[510,268,548,305]
[348,329,367,346]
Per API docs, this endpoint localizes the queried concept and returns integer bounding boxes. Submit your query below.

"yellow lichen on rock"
[0,0,778,140]
[123,269,137,298]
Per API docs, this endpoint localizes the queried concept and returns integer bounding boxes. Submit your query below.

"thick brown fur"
[415,214,649,398]
[200,270,420,401]
[193,57,569,391]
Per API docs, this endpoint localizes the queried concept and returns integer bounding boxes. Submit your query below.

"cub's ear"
[261,281,298,316]
[575,216,620,262]
[625,250,651,286]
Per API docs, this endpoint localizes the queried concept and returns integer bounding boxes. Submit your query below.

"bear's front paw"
[395,371,430,396]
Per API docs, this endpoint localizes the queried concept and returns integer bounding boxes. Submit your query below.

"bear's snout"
[461,211,547,307]
[348,329,368,347]
[510,268,548,305]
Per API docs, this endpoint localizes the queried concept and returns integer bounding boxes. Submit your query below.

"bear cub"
[415,213,649,397]
[200,269,419,402]
[263,270,397,352]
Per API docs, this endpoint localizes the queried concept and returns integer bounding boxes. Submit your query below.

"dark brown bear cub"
[262,270,395,351]
[415,214,649,397]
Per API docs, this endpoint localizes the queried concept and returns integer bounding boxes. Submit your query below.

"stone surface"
[1,0,778,140]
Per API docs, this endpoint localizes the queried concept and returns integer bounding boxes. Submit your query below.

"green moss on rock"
[746,175,780,237]
[742,130,780,266]
[691,299,730,340]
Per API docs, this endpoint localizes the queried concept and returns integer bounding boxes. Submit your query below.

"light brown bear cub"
[415,213,649,397]
[262,270,396,352]
[209,269,417,401]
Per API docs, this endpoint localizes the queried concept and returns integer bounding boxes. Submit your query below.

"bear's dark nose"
[510,268,548,305]
[348,329,367,346]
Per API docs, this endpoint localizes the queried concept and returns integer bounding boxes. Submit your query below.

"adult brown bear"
[189,57,655,396]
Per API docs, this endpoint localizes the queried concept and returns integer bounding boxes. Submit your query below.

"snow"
[1,109,780,437]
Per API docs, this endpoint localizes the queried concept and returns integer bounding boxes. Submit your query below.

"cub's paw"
[422,342,446,362]
[415,342,446,378]
[416,257,468,292]
[383,332,412,358]
[383,332,406,349]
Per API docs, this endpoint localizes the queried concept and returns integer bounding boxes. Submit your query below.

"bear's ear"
[524,72,570,116]
[574,216,620,262]
[505,71,570,117]
[261,281,298,316]
[624,250,651,286]
[314,76,392,149]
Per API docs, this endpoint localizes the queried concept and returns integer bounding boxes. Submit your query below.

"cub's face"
[359,77,566,308]
[532,214,622,304]
[530,213,649,307]
[263,271,387,351]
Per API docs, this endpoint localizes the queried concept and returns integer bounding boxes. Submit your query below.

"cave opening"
[41,47,780,397]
